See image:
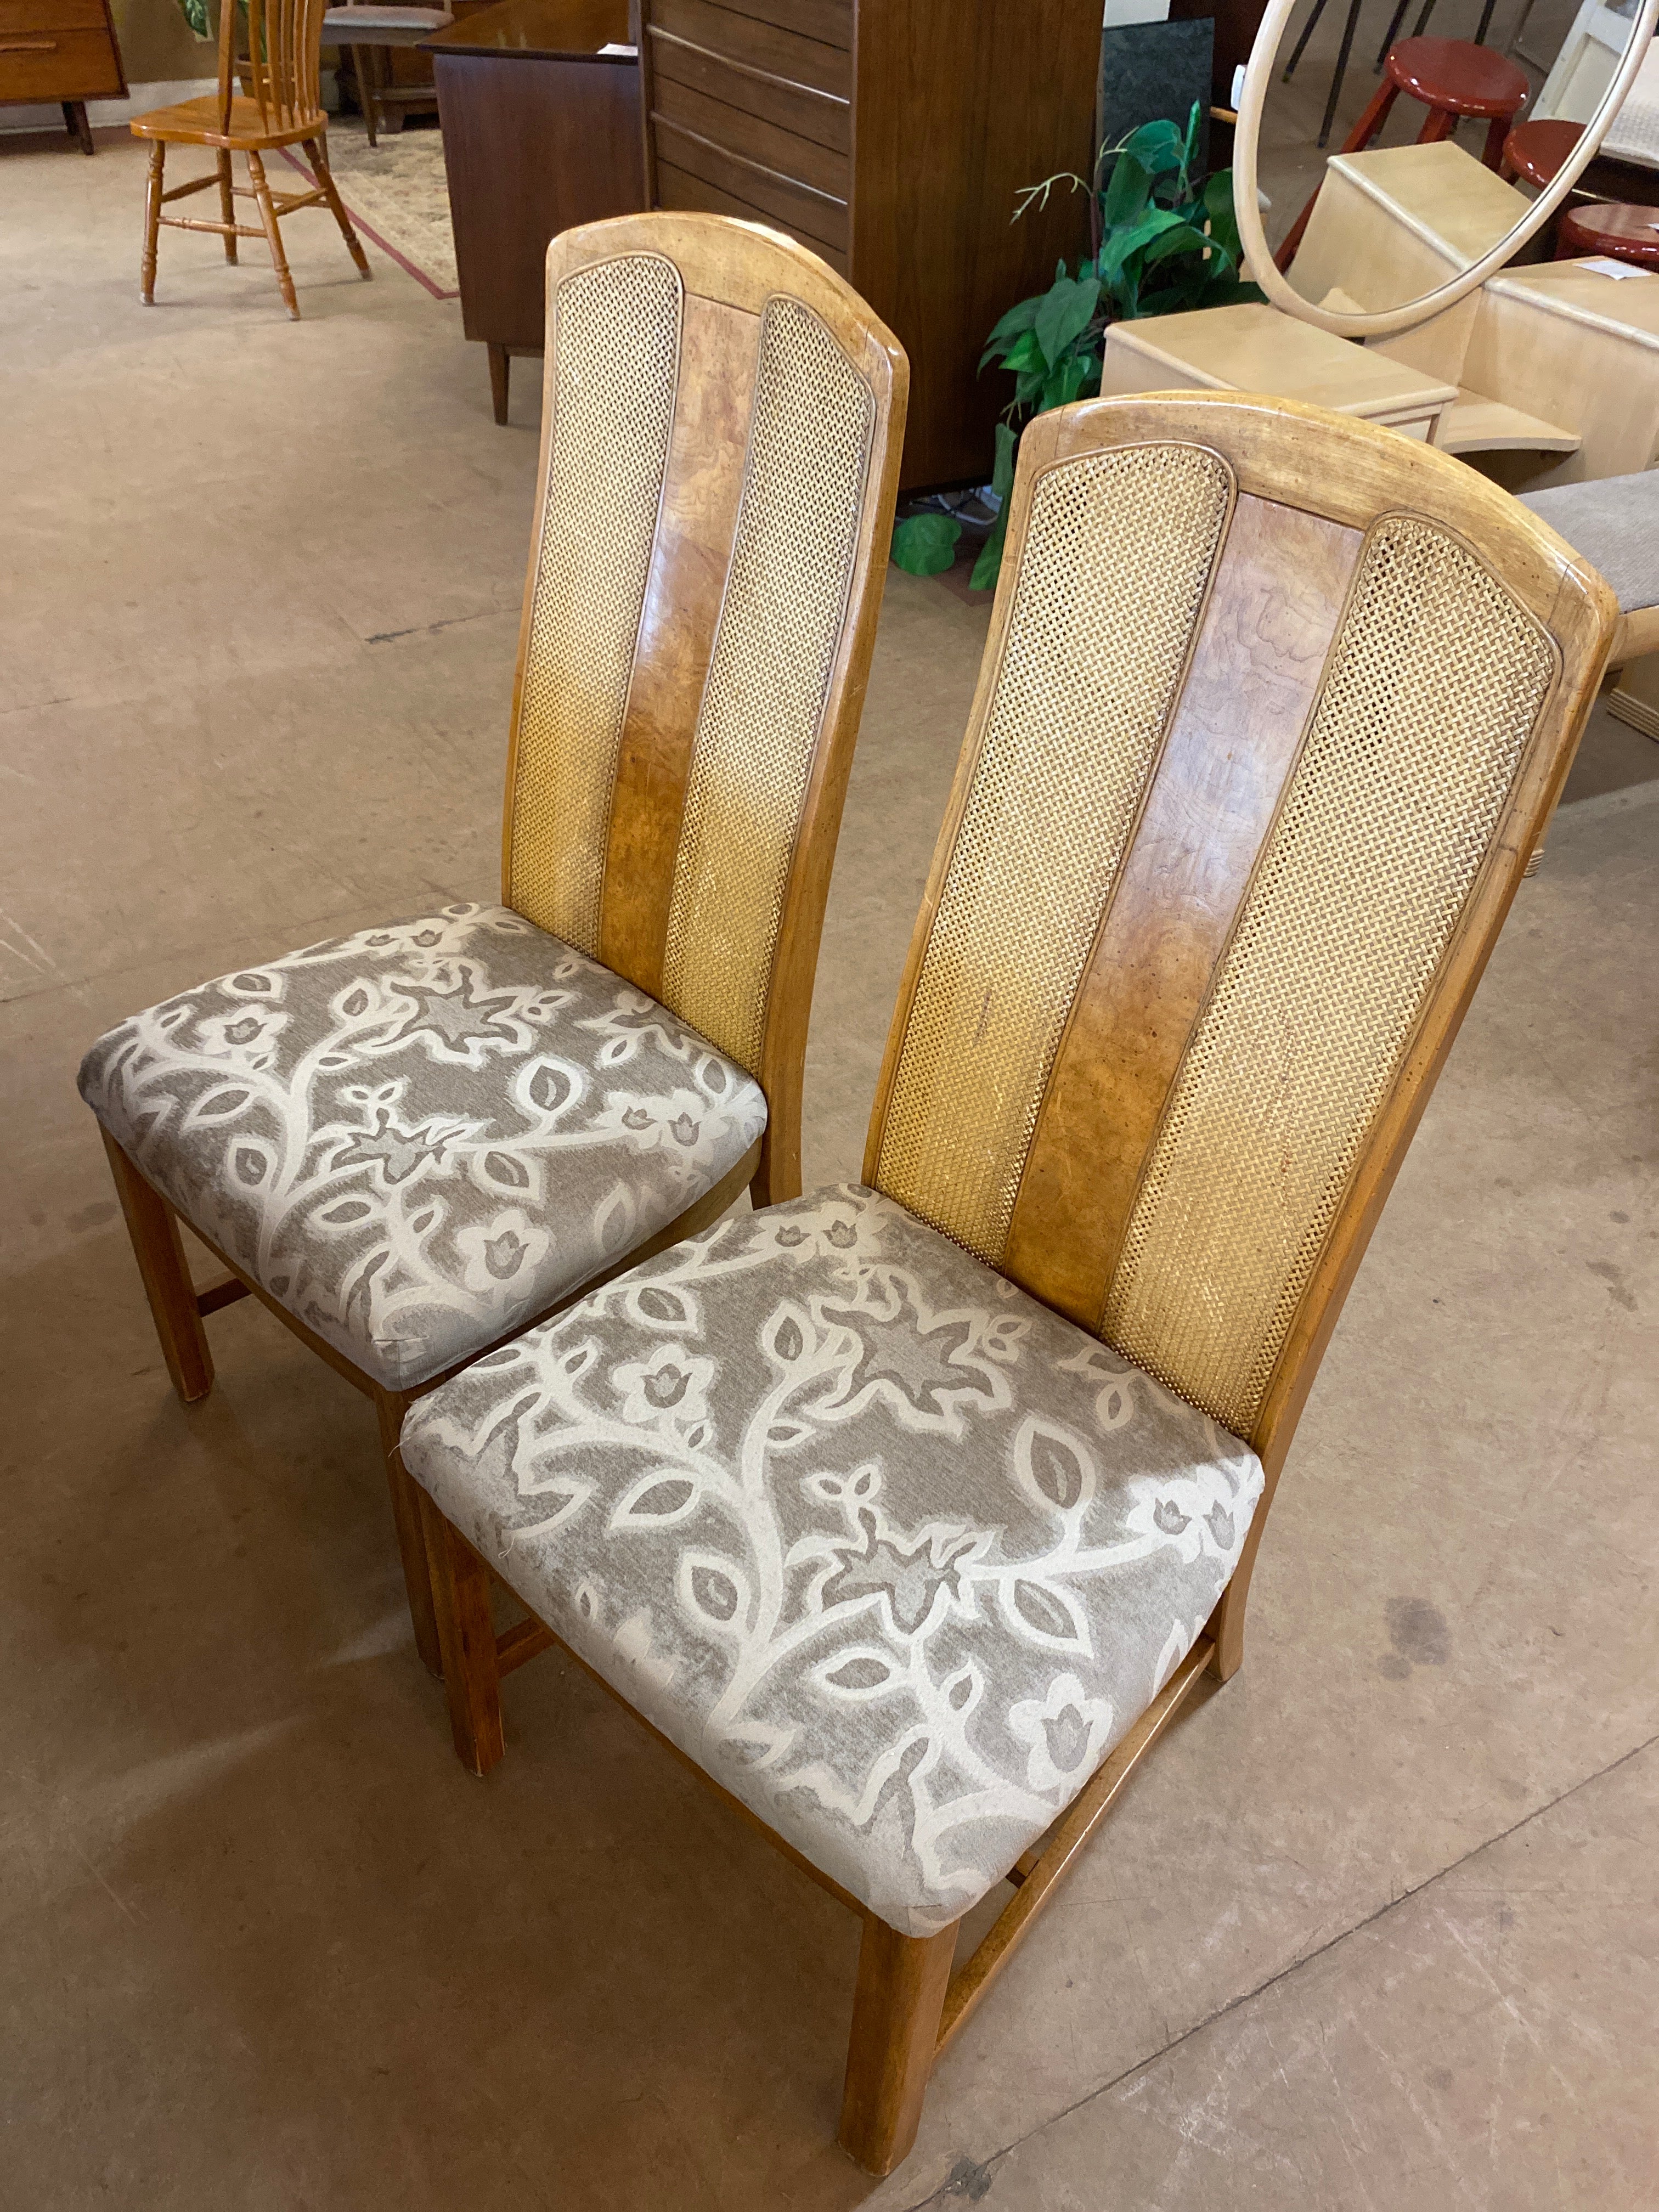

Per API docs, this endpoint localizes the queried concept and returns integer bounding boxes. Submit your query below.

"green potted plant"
[894,101,1260,589]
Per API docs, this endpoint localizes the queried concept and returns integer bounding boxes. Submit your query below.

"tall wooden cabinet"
[637,0,1102,488]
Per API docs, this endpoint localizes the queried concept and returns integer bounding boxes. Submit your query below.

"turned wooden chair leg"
[100,1128,214,1405]
[305,135,371,278]
[374,1387,443,1679]
[140,140,165,303]
[215,148,237,261]
[837,1917,958,2176]
[246,149,300,320]
[419,1489,505,1776]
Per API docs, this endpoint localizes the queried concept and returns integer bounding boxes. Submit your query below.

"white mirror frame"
[1233,0,1659,337]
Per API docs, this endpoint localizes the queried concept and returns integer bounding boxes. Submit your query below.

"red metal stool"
[1278,36,1532,272]
[1344,36,1531,168]
[1556,201,1659,269]
[1500,119,1583,190]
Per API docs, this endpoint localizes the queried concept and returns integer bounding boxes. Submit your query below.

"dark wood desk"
[424,0,644,424]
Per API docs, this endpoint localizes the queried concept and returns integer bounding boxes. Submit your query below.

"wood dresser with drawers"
[636,0,1104,489]
[0,0,126,153]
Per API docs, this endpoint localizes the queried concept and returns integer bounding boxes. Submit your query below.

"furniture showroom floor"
[3,131,1656,2211]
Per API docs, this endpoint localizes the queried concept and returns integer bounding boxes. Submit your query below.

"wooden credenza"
[0,0,126,153]
[637,0,1103,489]
[425,0,645,424]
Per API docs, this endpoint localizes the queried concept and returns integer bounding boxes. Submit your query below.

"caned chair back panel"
[217,0,326,135]
[503,212,907,1107]
[865,393,1613,1461]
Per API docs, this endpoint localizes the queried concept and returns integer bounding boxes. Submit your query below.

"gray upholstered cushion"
[401,1184,1262,1936]
[1521,472,1659,615]
[78,904,765,1391]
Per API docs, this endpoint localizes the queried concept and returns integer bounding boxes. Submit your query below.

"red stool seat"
[1279,33,1532,272]
[1558,201,1659,270]
[1502,119,1583,190]
[1384,35,1530,119]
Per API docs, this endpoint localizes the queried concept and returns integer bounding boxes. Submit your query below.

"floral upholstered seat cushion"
[78,905,767,1391]
[400,1184,1263,1935]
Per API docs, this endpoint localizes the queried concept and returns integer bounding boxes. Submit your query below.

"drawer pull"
[0,37,60,49]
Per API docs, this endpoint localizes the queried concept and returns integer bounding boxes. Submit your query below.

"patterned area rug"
[280,117,458,298]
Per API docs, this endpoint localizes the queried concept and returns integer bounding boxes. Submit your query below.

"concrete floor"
[2,131,1657,2211]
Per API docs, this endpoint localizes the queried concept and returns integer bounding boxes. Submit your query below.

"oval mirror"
[1234,0,1659,336]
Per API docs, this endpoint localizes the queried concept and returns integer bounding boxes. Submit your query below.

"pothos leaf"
[981,292,1041,362]
[991,419,1018,501]
[1120,117,1184,177]
[1001,328,1046,375]
[1034,274,1101,368]
[969,503,1010,592]
[890,514,962,577]
[1142,222,1215,270]
[1039,351,1097,411]
[1102,150,1152,230]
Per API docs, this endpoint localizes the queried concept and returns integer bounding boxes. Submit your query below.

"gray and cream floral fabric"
[78,905,766,1390]
[401,1184,1262,1934]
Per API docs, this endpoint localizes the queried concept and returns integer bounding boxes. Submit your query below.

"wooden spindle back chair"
[401,391,1615,2176]
[130,0,369,319]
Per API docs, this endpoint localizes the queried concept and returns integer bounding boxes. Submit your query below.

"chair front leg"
[418,1490,505,1776]
[140,140,165,302]
[245,150,300,320]
[837,1916,958,2176]
[100,1130,214,1404]
[374,1387,443,1679]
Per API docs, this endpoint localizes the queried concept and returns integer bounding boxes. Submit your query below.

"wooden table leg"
[488,342,510,426]
[63,100,94,155]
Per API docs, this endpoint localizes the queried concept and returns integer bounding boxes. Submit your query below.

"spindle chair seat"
[403,391,1615,2176]
[130,0,369,319]
[78,213,906,1686]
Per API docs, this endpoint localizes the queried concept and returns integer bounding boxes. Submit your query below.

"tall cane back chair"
[399,390,1615,2175]
[78,213,907,1689]
[130,0,370,319]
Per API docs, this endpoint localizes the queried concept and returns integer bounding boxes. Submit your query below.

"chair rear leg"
[304,136,371,278]
[140,140,165,302]
[1206,1518,1272,1684]
[246,149,300,320]
[374,1387,443,1678]
[419,1491,505,1776]
[216,149,237,261]
[100,1130,214,1405]
[837,1918,958,2176]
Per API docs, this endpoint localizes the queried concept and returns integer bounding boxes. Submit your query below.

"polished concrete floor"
[2,131,1656,2211]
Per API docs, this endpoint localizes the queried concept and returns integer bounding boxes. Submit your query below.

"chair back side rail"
[499,212,908,1206]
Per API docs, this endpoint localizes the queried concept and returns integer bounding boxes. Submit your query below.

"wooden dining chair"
[399,390,1614,2176]
[130,0,370,319]
[78,212,907,1685]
